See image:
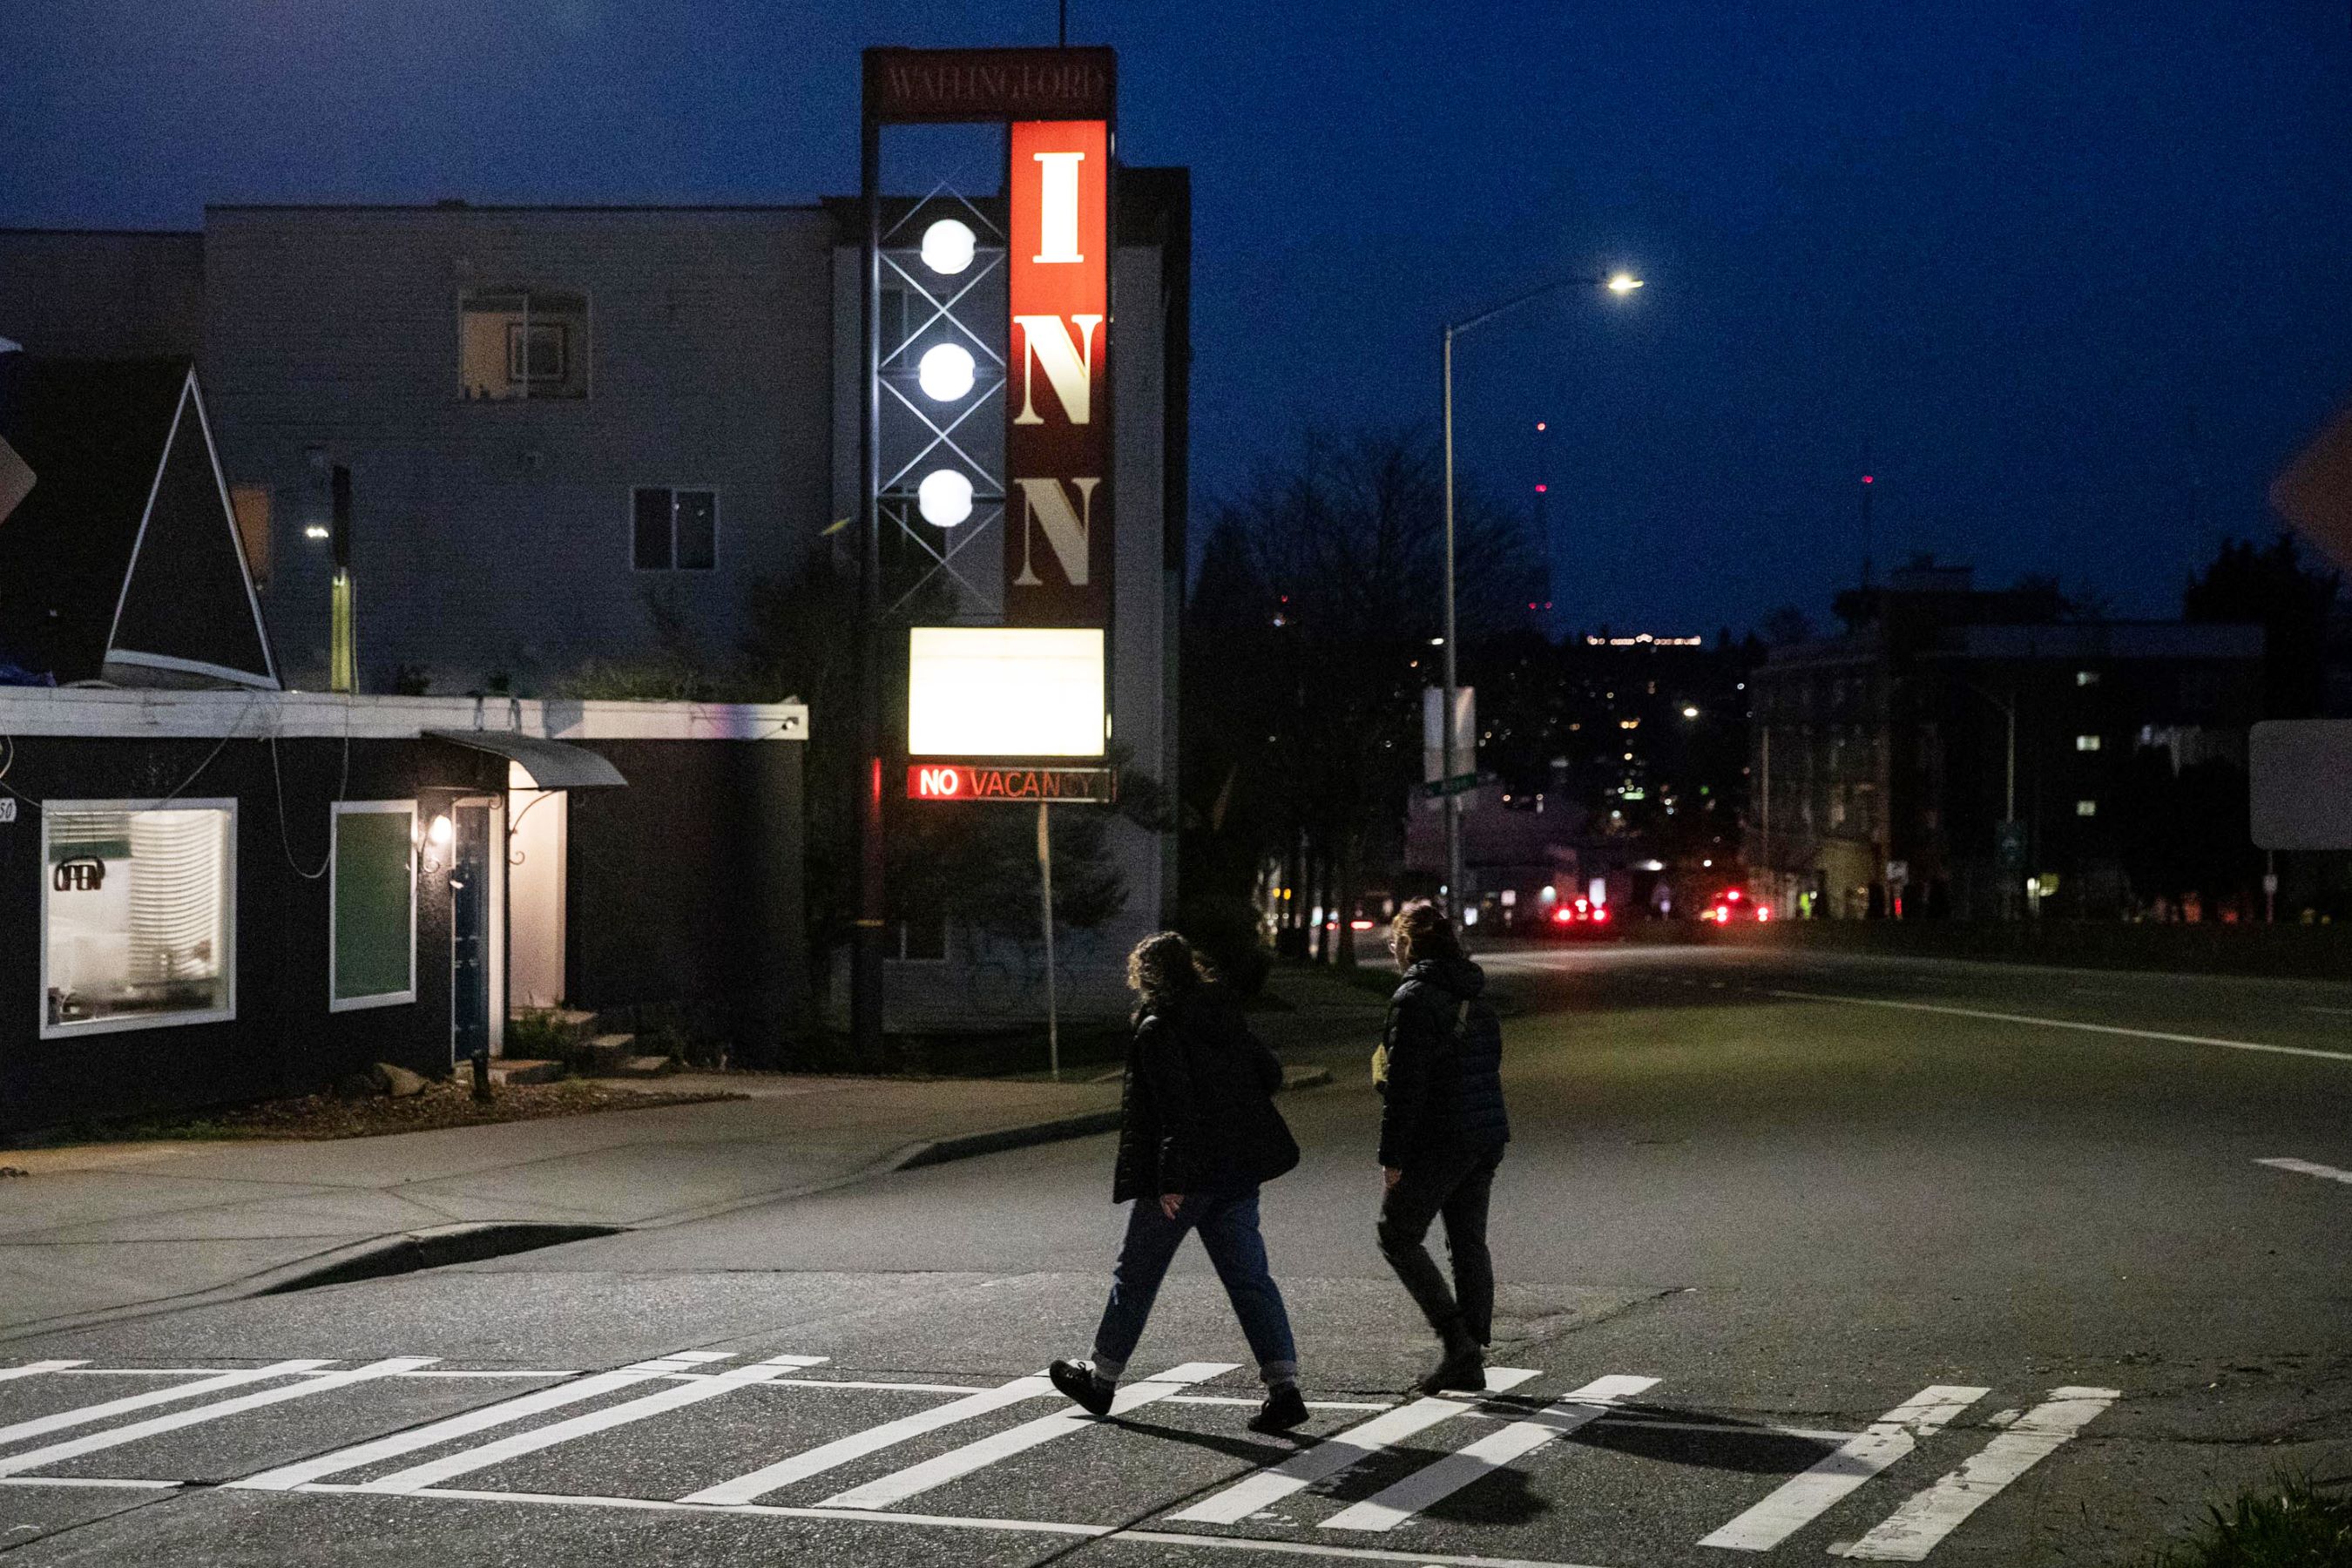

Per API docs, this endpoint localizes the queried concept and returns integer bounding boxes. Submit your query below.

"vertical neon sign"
[1005,118,1111,626]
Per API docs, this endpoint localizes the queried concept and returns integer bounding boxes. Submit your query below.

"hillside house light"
[1607,272,1644,294]
[916,342,976,402]
[920,218,976,275]
[916,468,974,527]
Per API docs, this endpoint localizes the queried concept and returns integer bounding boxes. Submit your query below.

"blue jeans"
[1091,1186,1298,1387]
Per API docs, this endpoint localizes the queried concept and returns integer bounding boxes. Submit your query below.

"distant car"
[1541,896,1618,940]
[1697,888,1773,924]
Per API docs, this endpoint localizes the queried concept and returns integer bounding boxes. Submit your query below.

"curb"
[893,1110,1124,1171]
[256,1223,623,1294]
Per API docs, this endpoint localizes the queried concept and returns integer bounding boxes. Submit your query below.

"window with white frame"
[2077,799,2099,816]
[43,800,235,1037]
[331,801,417,1011]
[2076,733,2102,752]
[460,290,590,401]
[632,487,717,571]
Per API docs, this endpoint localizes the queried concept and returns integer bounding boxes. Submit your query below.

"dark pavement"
[1,941,2346,1567]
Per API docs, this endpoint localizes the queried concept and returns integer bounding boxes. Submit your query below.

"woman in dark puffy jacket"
[1049,931,1308,1434]
[1375,899,1511,1393]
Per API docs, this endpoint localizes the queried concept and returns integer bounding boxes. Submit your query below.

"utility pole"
[849,110,885,1064]
[328,464,355,694]
[1038,802,1059,1078]
[1859,448,1876,592]
[1441,326,1463,918]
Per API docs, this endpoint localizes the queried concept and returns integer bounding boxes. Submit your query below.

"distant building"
[1749,558,2265,920]
[1403,630,1753,927]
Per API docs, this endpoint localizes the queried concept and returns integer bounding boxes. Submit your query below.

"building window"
[632,488,718,571]
[2075,733,2102,752]
[331,802,417,1012]
[42,801,235,1037]
[2076,670,2100,686]
[2076,799,2099,817]
[461,290,589,400]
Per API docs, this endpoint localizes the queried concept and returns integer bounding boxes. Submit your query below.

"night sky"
[7,2,2351,635]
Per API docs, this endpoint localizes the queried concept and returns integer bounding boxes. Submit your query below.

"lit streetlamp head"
[1606,272,1644,295]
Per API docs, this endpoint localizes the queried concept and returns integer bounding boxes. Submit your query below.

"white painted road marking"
[1321,1374,1657,1531]
[683,1371,1056,1505]
[820,1361,1236,1511]
[0,1360,329,1450]
[1766,990,2352,1064]
[1169,1368,1542,1526]
[1833,1387,2119,1561]
[232,1353,735,1491]
[1697,1384,1986,1551]
[307,1481,1623,1566]
[2256,1156,2352,1186]
[0,1362,88,1385]
[365,1355,821,1494]
[0,1358,435,1478]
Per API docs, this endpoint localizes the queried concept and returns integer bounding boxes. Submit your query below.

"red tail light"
[1592,908,1609,923]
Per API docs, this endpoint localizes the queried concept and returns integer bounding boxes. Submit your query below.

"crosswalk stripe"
[1168,1368,1542,1526]
[820,1361,1238,1511]
[0,1362,88,1384]
[0,1360,331,1451]
[1321,1374,1657,1531]
[0,1358,435,1478]
[1696,1384,1987,1551]
[363,1355,823,1494]
[681,1372,1057,1505]
[1832,1387,2119,1561]
[230,1354,739,1491]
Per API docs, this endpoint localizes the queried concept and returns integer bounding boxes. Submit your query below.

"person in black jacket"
[1050,932,1308,1433]
[1375,899,1511,1393]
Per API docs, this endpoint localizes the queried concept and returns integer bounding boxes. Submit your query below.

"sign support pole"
[1037,801,1059,1080]
[850,110,886,1064]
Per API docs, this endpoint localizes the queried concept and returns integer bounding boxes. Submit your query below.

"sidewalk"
[0,1072,1122,1341]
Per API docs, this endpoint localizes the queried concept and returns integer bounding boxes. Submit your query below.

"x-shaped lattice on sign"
[886,498,1004,616]
[874,182,1011,618]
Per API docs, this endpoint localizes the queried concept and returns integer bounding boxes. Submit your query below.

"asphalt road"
[2,941,2347,1568]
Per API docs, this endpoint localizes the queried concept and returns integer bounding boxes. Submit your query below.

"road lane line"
[819,1361,1236,1511]
[2301,1006,2352,1017]
[0,1357,434,1477]
[682,1372,1057,1504]
[1764,990,2352,1064]
[363,1355,821,1493]
[0,1362,87,1384]
[303,1482,1619,1565]
[1695,1384,1987,1551]
[0,1360,328,1450]
[1168,1368,1542,1526]
[1833,1387,2119,1561]
[1321,1374,1656,1531]
[2255,1156,2352,1186]
[231,1353,735,1490]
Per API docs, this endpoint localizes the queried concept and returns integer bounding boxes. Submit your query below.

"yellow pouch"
[1370,1040,1389,1090]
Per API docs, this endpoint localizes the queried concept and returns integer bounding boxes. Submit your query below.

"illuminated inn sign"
[864,47,1119,795]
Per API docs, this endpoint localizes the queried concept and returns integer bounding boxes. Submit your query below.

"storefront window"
[43,801,235,1037]
[332,801,417,1010]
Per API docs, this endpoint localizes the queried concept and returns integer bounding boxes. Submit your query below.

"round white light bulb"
[916,469,974,528]
[920,219,976,275]
[916,342,976,402]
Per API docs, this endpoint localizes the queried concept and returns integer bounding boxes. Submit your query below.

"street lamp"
[1441,268,1643,923]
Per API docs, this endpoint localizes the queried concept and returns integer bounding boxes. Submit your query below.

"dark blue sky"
[8,1,2351,634]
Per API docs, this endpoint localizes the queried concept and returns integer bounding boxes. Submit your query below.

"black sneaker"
[1247,1382,1309,1434]
[1416,1347,1486,1395]
[1049,1358,1115,1417]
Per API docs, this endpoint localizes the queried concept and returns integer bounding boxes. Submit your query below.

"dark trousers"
[1376,1141,1505,1345]
[1092,1187,1299,1386]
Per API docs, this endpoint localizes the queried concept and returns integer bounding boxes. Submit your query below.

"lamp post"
[1441,270,1641,920]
